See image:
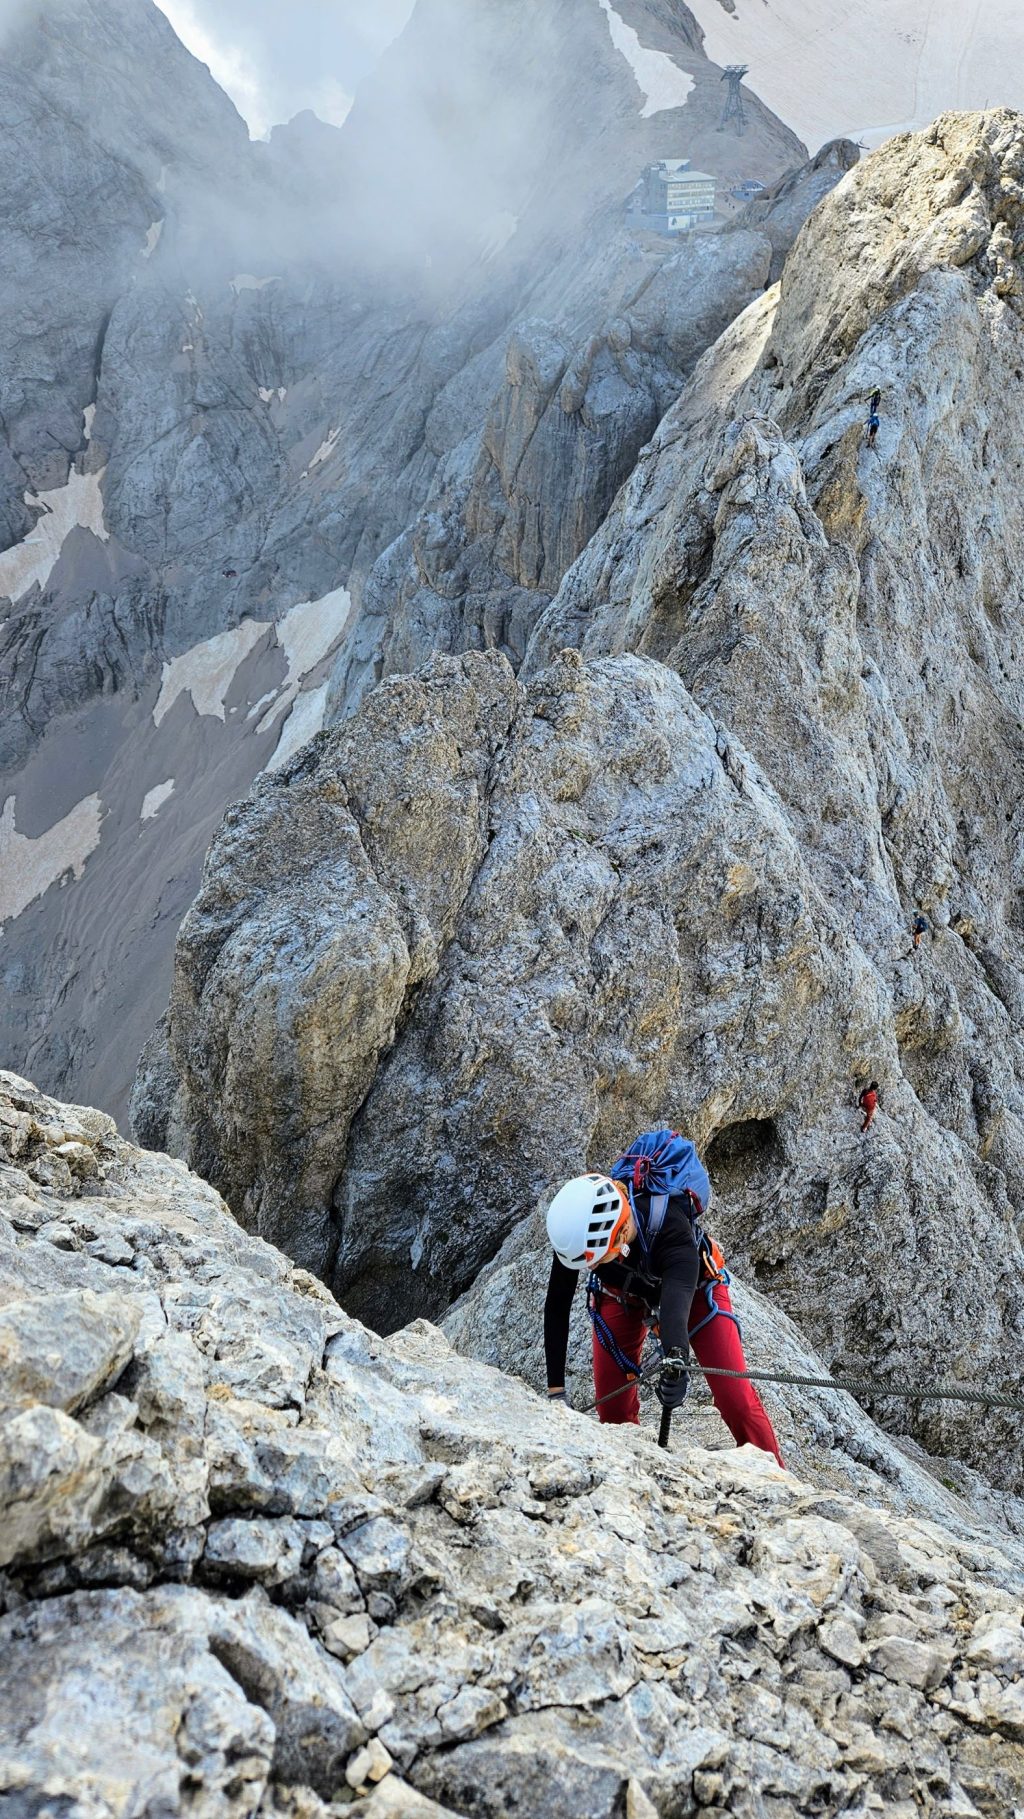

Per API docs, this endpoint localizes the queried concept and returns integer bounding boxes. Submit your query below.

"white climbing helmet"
[546,1173,629,1270]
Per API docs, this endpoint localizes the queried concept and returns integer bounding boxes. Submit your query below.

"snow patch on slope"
[0,794,104,930]
[685,0,1024,150]
[303,428,340,476]
[257,586,354,733]
[151,587,353,753]
[481,211,519,261]
[266,682,330,773]
[0,468,109,606]
[142,220,164,260]
[230,273,281,294]
[597,0,694,117]
[140,780,175,822]
[152,619,271,726]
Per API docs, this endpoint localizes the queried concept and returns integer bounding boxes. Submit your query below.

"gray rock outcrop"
[0,0,817,1124]
[729,136,861,281]
[6,1070,1024,1819]
[139,112,1024,1501]
[523,105,1024,1467]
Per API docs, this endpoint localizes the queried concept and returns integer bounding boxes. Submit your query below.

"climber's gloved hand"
[547,1388,568,1405]
[655,1353,689,1410]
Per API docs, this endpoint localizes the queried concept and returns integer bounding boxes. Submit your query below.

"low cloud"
[154,0,413,136]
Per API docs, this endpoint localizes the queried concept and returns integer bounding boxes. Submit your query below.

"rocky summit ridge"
[137,113,1024,1503]
[4,1068,1024,1819]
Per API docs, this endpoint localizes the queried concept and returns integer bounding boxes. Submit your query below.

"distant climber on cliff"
[912,912,930,950]
[542,1129,784,1466]
[858,1082,879,1132]
[866,390,881,448]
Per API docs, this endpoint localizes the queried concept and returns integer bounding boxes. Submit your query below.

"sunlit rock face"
[5,1069,1024,1819]
[0,0,815,1125]
[141,113,1024,1498]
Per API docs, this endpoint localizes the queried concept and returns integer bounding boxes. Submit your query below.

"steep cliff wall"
[0,0,815,1122]
[137,113,1024,1498]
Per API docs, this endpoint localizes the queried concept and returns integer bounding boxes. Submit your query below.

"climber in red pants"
[858,1082,879,1133]
[542,1130,784,1467]
[586,1272,782,1459]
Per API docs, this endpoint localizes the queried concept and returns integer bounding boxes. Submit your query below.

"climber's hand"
[655,1353,689,1410]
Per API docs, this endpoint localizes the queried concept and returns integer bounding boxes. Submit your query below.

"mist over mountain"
[0,0,810,1121]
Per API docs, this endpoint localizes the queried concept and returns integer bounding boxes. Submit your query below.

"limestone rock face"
[143,113,1024,1499]
[729,137,861,282]
[5,1071,1024,1819]
[137,654,519,1275]
[328,226,779,711]
[0,0,816,1124]
[139,643,873,1320]
[522,107,1024,1474]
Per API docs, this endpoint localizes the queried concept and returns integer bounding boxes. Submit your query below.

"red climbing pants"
[591,1282,785,1467]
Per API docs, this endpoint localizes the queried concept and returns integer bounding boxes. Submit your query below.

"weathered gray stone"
[965,1611,1024,1675]
[206,1588,366,1794]
[0,0,813,1128]
[0,1289,139,1418]
[868,1633,953,1691]
[202,1516,306,1586]
[3,1073,1024,1817]
[0,1404,104,1570]
[0,1587,275,1819]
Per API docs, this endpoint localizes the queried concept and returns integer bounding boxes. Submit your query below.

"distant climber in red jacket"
[858,1082,879,1133]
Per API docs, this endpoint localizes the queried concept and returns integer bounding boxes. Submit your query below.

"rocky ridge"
[0,0,822,1123]
[5,1069,1024,1819]
[136,111,1024,1500]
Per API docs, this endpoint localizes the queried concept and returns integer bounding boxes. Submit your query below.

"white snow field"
[151,584,353,755]
[255,585,354,732]
[687,0,1024,151]
[152,618,271,726]
[0,793,104,930]
[0,467,109,605]
[139,780,175,823]
[598,0,695,116]
[267,681,330,773]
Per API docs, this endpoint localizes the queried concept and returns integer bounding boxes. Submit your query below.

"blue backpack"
[608,1129,710,1261]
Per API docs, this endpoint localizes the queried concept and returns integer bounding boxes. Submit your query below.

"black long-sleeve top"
[543,1191,701,1388]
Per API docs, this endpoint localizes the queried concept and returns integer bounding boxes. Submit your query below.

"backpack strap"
[587,1275,653,1378]
[647,1193,669,1243]
[637,1187,701,1257]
